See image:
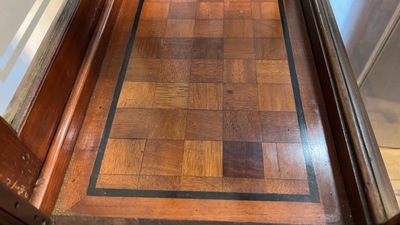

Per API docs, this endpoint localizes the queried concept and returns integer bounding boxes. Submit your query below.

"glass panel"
[330,0,400,208]
[330,0,398,82]
[0,0,69,124]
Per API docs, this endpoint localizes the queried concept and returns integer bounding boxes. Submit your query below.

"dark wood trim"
[0,184,50,225]
[19,0,107,162]
[29,0,123,214]
[0,118,42,199]
[301,0,400,224]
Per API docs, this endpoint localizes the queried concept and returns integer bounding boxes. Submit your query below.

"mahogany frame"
[301,0,400,224]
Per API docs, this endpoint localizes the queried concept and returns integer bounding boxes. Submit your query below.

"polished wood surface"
[27,0,123,213]
[52,0,354,224]
[19,0,107,162]
[302,0,400,223]
[0,118,41,199]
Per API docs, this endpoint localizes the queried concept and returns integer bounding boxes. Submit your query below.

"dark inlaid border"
[87,0,320,203]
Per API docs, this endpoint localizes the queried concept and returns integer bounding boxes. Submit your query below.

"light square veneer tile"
[256,60,291,84]
[100,139,146,175]
[182,141,223,177]
[223,83,259,110]
[188,83,223,110]
[258,84,296,111]
[196,2,224,19]
[117,82,156,108]
[140,140,184,176]
[153,83,189,109]
[165,19,195,37]
[147,109,187,140]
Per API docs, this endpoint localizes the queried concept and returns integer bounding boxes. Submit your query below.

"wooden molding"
[301,0,400,224]
[19,0,107,162]
[28,0,123,214]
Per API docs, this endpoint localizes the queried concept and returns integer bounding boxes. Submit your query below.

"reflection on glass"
[329,0,398,82]
[329,0,367,49]
[0,0,68,120]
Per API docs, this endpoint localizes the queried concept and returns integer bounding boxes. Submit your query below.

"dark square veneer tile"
[192,38,224,59]
[223,141,264,179]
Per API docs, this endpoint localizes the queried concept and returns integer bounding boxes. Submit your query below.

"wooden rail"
[29,0,123,213]
[301,0,400,224]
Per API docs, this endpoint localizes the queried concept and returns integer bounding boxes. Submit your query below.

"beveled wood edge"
[301,0,400,224]
[29,0,122,214]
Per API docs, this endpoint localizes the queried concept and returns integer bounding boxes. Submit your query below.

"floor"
[53,0,353,224]
[381,148,400,208]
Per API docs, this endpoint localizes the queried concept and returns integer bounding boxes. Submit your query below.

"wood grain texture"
[54,1,139,213]
[139,176,181,191]
[254,38,287,60]
[224,38,255,59]
[223,111,261,142]
[224,19,253,37]
[223,141,264,179]
[262,143,280,179]
[182,141,223,177]
[147,109,187,140]
[180,176,223,192]
[52,0,356,223]
[117,82,156,108]
[302,0,400,222]
[252,2,280,20]
[20,0,107,162]
[223,59,256,84]
[29,0,123,213]
[259,111,301,143]
[190,60,223,83]
[192,38,224,59]
[266,179,309,195]
[224,1,251,19]
[185,110,223,140]
[165,19,195,37]
[157,59,191,82]
[132,37,162,58]
[161,38,194,59]
[258,84,296,111]
[96,174,139,189]
[276,143,307,180]
[136,20,166,37]
[223,84,259,110]
[100,139,145,175]
[0,117,41,199]
[169,2,197,19]
[140,140,184,176]
[196,2,223,19]
[153,83,189,109]
[141,2,169,20]
[194,20,223,37]
[188,83,223,110]
[253,19,283,37]
[110,108,152,139]
[223,178,266,193]
[256,60,291,84]
[126,58,160,82]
